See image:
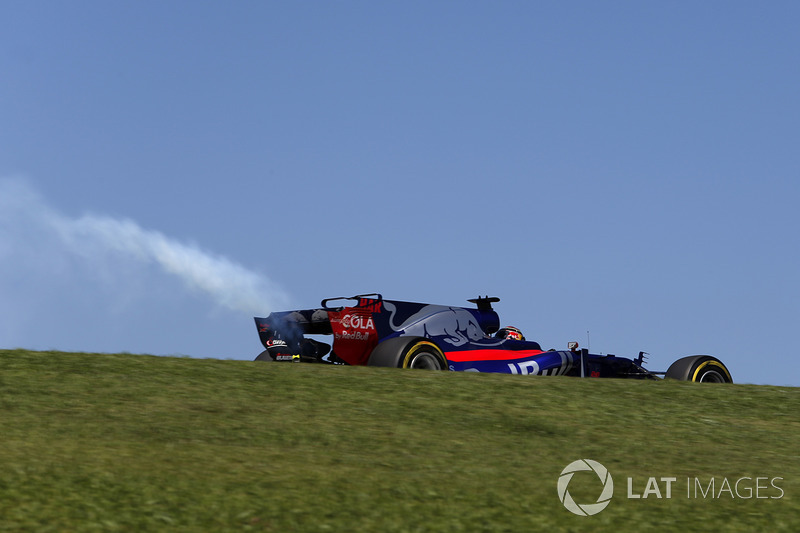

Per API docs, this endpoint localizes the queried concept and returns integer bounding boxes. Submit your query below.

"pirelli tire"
[665,355,733,383]
[368,337,447,370]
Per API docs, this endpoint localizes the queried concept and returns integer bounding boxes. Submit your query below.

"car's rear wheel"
[665,355,733,383]
[255,350,273,362]
[368,337,447,370]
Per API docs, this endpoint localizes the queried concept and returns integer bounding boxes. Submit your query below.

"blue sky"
[1,2,798,386]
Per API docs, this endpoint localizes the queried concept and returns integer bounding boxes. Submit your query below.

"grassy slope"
[0,349,797,532]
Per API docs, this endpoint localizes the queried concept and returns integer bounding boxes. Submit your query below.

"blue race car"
[253,294,733,383]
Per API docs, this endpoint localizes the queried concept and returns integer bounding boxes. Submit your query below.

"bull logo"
[384,303,484,346]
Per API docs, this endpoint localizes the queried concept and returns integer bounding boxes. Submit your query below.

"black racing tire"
[367,337,447,370]
[665,355,733,383]
[255,350,274,362]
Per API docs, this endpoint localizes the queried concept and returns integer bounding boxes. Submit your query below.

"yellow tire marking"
[692,360,732,382]
[402,341,446,369]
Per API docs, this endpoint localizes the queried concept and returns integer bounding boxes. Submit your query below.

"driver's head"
[496,326,525,341]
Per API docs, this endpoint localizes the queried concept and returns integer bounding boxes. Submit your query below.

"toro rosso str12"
[253,294,733,383]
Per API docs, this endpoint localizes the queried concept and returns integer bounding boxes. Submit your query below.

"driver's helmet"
[496,326,525,341]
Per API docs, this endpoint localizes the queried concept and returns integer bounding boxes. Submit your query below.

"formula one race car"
[253,294,733,383]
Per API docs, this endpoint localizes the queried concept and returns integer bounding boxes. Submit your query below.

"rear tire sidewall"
[368,337,447,370]
[402,341,446,370]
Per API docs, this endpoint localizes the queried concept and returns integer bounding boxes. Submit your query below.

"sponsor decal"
[334,313,376,341]
[266,339,287,347]
[340,314,375,331]
[335,330,371,341]
[508,360,540,376]
[358,299,383,313]
[508,352,573,376]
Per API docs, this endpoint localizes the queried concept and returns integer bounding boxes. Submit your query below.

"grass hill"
[0,349,797,532]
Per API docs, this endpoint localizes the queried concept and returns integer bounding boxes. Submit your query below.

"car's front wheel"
[665,355,733,383]
[367,337,447,370]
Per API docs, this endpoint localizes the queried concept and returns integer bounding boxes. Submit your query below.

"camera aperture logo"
[557,459,614,516]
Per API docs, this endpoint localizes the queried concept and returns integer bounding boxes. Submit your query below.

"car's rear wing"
[254,308,331,350]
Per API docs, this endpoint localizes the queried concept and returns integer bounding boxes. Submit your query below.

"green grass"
[0,349,797,532]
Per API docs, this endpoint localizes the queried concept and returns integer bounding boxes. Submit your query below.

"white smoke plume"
[0,177,288,316]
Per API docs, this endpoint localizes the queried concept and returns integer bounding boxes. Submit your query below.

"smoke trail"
[0,177,289,316]
[55,214,290,314]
